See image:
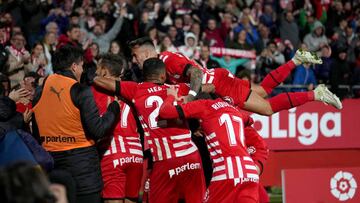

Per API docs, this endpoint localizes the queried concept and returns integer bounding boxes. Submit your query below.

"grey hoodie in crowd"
[303,21,328,52]
[82,16,124,54]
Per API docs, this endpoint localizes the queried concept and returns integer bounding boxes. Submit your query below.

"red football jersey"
[117,81,197,161]
[159,97,259,183]
[159,51,206,84]
[159,51,251,108]
[91,86,142,158]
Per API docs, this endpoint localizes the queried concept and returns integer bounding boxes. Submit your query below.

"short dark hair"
[128,37,155,49]
[52,45,84,72]
[143,58,165,80]
[98,53,126,77]
[67,24,80,32]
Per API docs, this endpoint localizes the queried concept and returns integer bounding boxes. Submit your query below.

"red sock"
[269,91,314,113]
[261,60,296,94]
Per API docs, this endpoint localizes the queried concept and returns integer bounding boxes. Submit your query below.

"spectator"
[89,42,100,62]
[279,11,300,49]
[178,32,199,59]
[44,22,60,36]
[283,40,296,61]
[5,33,31,88]
[138,9,155,37]
[0,83,30,135]
[255,25,271,54]
[333,19,348,37]
[299,10,316,40]
[196,44,220,69]
[315,45,333,84]
[159,35,178,53]
[330,46,351,99]
[57,24,82,49]
[204,18,225,47]
[19,0,52,47]
[257,40,285,78]
[251,1,263,24]
[292,62,317,92]
[336,24,360,64]
[303,20,328,53]
[201,0,221,23]
[183,14,194,32]
[147,26,160,52]
[108,40,123,56]
[190,22,202,44]
[220,12,234,41]
[32,45,120,203]
[227,30,254,50]
[0,22,9,73]
[69,12,80,26]
[167,25,183,47]
[83,9,125,54]
[259,4,277,32]
[210,54,248,74]
[173,16,185,45]
[0,73,10,97]
[27,43,47,76]
[42,32,58,75]
[57,24,92,63]
[326,1,346,36]
[233,15,260,46]
[41,8,69,36]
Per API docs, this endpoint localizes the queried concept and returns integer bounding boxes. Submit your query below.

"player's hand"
[180,94,195,104]
[166,85,178,98]
[114,96,121,109]
[201,84,215,93]
[23,108,33,124]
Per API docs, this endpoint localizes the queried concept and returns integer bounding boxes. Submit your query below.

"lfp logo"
[330,171,357,201]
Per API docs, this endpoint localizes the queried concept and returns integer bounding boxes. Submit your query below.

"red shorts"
[149,151,206,203]
[213,68,251,108]
[205,180,259,203]
[101,155,143,199]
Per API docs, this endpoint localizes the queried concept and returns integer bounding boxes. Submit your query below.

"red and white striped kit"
[206,133,259,185]
[103,135,143,157]
[147,132,198,161]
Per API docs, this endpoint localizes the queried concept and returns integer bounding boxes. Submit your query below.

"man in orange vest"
[32,45,120,203]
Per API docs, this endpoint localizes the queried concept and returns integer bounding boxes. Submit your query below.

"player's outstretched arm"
[158,95,181,119]
[93,76,117,93]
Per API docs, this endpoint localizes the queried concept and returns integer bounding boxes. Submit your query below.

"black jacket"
[0,96,24,136]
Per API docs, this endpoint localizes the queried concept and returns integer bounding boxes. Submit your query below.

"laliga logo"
[252,108,341,146]
[330,171,357,201]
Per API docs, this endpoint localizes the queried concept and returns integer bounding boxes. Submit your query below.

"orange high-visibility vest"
[33,74,94,152]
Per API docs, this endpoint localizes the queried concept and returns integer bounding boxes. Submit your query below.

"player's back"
[198,98,249,157]
[132,82,197,161]
[196,98,259,182]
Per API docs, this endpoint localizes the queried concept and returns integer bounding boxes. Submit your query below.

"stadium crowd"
[0,0,357,203]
